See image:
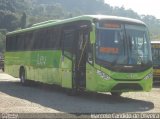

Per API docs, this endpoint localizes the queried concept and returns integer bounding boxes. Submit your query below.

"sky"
[105,0,160,19]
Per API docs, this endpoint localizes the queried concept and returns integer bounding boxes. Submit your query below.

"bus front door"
[72,29,90,92]
[61,26,90,94]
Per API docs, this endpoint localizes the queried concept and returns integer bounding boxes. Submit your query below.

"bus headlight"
[144,73,153,80]
[97,70,110,80]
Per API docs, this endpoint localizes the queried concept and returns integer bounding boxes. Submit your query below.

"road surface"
[0,71,160,118]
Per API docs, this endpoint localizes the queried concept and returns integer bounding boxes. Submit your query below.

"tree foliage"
[0,0,30,31]
[0,0,16,12]
[0,10,19,31]
[20,12,27,28]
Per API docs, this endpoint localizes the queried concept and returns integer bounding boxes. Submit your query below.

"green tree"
[20,12,27,28]
[0,0,16,12]
[0,10,19,31]
[45,4,65,19]
[141,15,160,39]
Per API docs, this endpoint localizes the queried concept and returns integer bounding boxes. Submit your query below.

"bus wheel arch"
[19,66,26,85]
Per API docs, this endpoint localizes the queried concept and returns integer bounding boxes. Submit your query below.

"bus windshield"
[96,22,152,71]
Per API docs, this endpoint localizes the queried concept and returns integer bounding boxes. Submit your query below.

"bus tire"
[19,68,26,85]
[2,68,4,72]
[111,92,122,97]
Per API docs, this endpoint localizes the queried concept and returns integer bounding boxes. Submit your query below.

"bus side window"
[6,36,14,51]
[17,35,23,51]
[62,30,75,58]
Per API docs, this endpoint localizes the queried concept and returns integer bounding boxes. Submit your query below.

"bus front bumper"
[95,78,153,93]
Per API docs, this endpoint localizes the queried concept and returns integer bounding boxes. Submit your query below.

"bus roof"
[151,40,160,44]
[7,15,146,36]
[32,20,61,27]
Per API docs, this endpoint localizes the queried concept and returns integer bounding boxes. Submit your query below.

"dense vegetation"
[0,0,160,53]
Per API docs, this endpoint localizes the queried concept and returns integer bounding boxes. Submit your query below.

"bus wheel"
[111,92,122,97]
[2,68,4,72]
[20,69,26,85]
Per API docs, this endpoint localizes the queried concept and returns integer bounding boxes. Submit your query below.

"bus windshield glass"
[96,22,152,71]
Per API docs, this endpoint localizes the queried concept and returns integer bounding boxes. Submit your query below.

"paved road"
[0,71,160,118]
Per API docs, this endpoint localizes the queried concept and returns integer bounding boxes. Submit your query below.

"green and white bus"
[5,15,153,96]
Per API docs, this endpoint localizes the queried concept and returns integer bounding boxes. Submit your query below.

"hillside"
[0,0,160,52]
